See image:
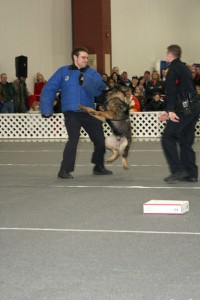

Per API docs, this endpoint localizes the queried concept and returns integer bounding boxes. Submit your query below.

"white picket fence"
[0,112,199,139]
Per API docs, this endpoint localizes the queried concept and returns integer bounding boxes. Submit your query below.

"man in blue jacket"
[40,47,112,179]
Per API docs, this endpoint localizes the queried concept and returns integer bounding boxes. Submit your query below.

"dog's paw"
[122,157,129,170]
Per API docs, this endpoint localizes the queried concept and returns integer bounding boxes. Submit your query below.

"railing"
[0,112,200,139]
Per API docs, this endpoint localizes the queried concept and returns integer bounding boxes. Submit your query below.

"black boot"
[58,169,74,179]
[164,171,188,183]
[93,165,113,175]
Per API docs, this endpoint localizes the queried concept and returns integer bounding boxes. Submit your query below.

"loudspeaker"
[15,55,28,78]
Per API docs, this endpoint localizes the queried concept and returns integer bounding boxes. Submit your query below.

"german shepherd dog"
[80,88,132,169]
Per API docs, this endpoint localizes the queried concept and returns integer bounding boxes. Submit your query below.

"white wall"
[0,0,72,92]
[111,0,200,77]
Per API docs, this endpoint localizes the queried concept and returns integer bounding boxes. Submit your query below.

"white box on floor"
[143,200,189,215]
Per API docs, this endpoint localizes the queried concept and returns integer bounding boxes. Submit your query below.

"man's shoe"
[164,171,188,183]
[58,169,73,179]
[93,165,113,175]
[183,177,198,182]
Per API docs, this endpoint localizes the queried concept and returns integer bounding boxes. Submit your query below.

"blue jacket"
[40,65,106,114]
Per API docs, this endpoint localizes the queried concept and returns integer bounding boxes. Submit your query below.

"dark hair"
[71,47,89,61]
[167,44,182,59]
[153,92,161,97]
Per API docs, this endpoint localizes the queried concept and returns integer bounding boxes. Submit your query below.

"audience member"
[130,76,139,94]
[134,86,146,111]
[138,76,146,92]
[107,78,116,90]
[146,92,165,111]
[124,86,141,112]
[112,66,120,75]
[53,93,62,113]
[145,70,164,103]
[110,72,120,84]
[193,65,200,86]
[34,72,46,96]
[196,85,200,95]
[28,101,40,114]
[13,77,30,113]
[143,71,151,88]
[29,72,47,107]
[119,71,131,86]
[102,73,109,84]
[0,73,17,113]
[161,68,168,81]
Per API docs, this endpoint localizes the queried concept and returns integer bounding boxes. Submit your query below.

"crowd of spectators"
[99,65,200,113]
[1,64,200,114]
[0,72,61,114]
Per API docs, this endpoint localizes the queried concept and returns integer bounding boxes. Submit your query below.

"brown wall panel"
[72,0,111,74]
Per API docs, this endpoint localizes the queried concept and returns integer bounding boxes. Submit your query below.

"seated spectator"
[102,73,109,84]
[145,70,164,103]
[143,70,151,88]
[28,101,40,114]
[138,76,146,93]
[112,66,120,75]
[196,85,200,95]
[161,68,168,96]
[119,71,131,86]
[146,92,165,111]
[107,78,117,90]
[110,72,121,84]
[53,93,62,113]
[191,70,196,80]
[0,73,17,113]
[13,77,31,113]
[193,66,200,86]
[29,72,47,107]
[134,86,146,111]
[161,68,168,81]
[130,76,139,94]
[123,86,141,112]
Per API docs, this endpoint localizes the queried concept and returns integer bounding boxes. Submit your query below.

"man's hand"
[42,114,52,118]
[159,111,168,122]
[168,112,180,122]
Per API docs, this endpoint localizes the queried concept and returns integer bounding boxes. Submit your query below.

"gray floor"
[0,139,200,300]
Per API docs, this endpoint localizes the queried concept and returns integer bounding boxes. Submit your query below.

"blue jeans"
[0,101,15,113]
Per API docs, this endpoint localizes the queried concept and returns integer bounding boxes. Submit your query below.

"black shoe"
[93,165,113,175]
[58,169,73,179]
[182,177,198,182]
[164,171,188,183]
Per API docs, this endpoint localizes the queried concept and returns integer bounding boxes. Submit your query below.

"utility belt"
[176,93,200,116]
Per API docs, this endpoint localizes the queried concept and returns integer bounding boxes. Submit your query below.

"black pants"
[161,102,200,178]
[61,111,105,172]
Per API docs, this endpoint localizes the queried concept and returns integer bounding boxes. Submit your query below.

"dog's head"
[104,86,129,117]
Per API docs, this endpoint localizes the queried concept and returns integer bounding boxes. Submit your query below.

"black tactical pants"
[61,111,105,172]
[162,101,200,178]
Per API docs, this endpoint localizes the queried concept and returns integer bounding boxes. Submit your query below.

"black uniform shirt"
[165,58,195,112]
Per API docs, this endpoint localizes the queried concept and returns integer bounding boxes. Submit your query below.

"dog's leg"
[106,149,119,163]
[119,137,129,169]
[118,137,128,156]
[121,157,128,170]
[105,135,119,163]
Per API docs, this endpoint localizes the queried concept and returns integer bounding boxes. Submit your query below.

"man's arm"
[165,68,178,112]
[40,68,64,116]
[81,69,106,97]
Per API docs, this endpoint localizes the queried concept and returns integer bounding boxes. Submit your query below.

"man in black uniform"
[160,45,200,183]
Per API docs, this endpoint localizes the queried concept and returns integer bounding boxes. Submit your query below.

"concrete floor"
[0,139,200,300]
